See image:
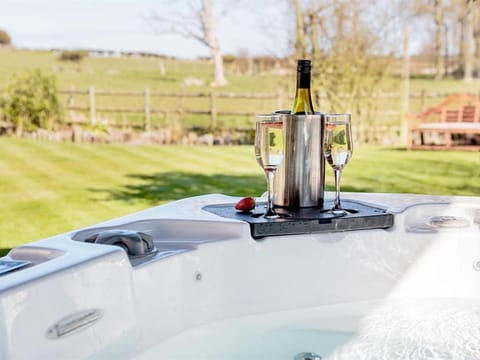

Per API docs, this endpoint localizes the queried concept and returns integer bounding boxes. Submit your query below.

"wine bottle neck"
[296,72,311,89]
[291,60,314,114]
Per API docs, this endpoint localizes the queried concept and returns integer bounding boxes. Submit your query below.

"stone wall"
[22,127,255,145]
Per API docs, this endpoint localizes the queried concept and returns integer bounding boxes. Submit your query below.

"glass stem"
[265,168,277,217]
[333,169,342,210]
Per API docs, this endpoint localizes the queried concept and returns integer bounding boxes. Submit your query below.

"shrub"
[0,30,11,45]
[58,50,88,63]
[222,54,236,64]
[2,69,62,135]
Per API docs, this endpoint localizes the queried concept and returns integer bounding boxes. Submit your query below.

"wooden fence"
[60,87,284,131]
[58,86,466,144]
[61,86,464,117]
[2,85,474,144]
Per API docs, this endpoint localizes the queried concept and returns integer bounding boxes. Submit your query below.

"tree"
[292,0,307,59]
[437,0,480,80]
[148,0,228,86]
[474,6,480,76]
[464,12,473,82]
[462,0,476,82]
[57,50,88,72]
[200,0,228,86]
[292,0,396,143]
[58,50,88,63]
[434,0,444,80]
[1,70,62,136]
[0,29,11,46]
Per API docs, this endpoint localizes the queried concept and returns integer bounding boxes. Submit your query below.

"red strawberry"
[235,197,256,212]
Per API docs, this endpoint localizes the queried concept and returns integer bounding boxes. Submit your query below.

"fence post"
[68,85,75,122]
[420,89,426,111]
[180,87,185,112]
[89,86,96,125]
[276,88,283,110]
[144,88,151,132]
[314,90,321,110]
[210,90,217,129]
[68,85,75,108]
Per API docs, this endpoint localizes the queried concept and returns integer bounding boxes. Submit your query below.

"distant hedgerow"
[58,50,88,63]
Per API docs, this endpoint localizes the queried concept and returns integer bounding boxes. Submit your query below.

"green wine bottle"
[291,59,315,115]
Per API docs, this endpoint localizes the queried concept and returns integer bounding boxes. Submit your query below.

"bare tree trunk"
[334,1,346,43]
[474,5,480,77]
[309,12,320,60]
[464,0,474,82]
[201,0,228,86]
[148,0,228,87]
[434,0,444,80]
[15,117,24,137]
[293,0,307,59]
[352,0,359,36]
[402,26,410,145]
[476,31,480,77]
[443,24,449,77]
[457,1,466,75]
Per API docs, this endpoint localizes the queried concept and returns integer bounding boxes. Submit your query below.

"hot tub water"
[134,298,480,359]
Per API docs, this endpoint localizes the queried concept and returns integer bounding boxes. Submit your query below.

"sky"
[0,0,289,59]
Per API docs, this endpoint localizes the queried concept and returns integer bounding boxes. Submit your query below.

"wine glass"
[323,114,353,215]
[255,114,285,218]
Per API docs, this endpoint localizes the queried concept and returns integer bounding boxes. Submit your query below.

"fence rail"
[59,87,283,130]
[3,86,475,144]
[59,87,465,124]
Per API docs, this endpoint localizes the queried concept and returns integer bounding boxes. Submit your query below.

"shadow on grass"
[0,248,10,257]
[93,172,266,205]
[95,171,372,205]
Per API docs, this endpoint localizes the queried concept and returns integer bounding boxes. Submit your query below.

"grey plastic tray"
[203,199,394,239]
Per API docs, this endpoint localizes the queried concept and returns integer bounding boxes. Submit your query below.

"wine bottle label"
[298,73,311,89]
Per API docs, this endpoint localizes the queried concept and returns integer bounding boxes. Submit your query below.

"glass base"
[264,213,280,219]
[264,208,280,219]
[319,208,348,216]
[320,207,358,216]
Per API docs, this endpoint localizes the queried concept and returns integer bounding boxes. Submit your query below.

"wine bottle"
[291,59,315,115]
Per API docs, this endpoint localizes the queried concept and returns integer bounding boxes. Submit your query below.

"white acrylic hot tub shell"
[0,193,479,359]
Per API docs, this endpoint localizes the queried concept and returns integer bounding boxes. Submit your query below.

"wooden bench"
[407,93,480,150]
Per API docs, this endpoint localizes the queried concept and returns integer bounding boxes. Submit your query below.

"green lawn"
[0,50,285,95]
[2,50,479,94]
[1,137,479,255]
[1,50,480,121]
[2,49,480,136]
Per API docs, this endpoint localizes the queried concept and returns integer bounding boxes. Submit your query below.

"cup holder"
[428,216,470,229]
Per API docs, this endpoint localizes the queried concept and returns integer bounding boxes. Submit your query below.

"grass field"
[1,50,480,93]
[1,137,479,256]
[1,49,480,127]
[2,49,480,137]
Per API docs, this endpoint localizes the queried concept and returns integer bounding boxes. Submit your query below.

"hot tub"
[0,192,479,359]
